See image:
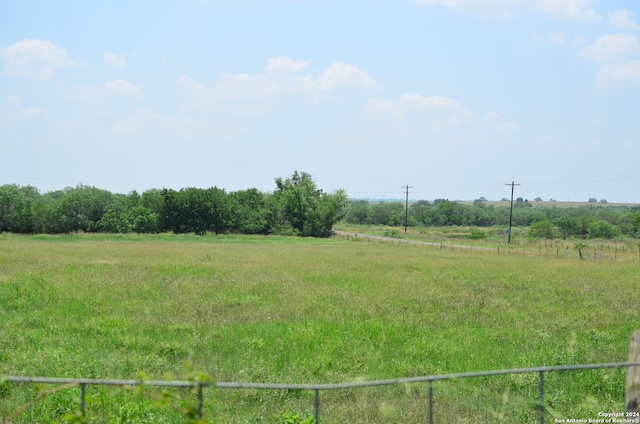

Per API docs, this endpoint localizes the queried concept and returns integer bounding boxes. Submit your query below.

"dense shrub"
[527,220,559,239]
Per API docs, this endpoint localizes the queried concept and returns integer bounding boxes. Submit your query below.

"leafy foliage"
[273,171,348,237]
[343,199,640,240]
[280,410,315,424]
[527,221,558,240]
[0,184,40,233]
[0,172,346,238]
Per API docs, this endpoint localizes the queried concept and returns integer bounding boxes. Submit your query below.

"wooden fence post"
[627,330,640,413]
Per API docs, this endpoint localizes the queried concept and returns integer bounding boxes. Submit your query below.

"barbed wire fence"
[331,231,640,263]
[3,359,640,423]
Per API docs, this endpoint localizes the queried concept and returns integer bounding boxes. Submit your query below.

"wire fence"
[332,231,640,263]
[4,361,640,423]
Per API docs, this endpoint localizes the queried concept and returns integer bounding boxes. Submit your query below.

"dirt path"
[331,230,501,252]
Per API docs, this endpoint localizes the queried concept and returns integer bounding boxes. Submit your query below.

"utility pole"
[505,181,520,244]
[402,184,412,233]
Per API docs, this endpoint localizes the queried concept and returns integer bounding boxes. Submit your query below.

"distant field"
[367,199,639,208]
[0,233,638,423]
[458,200,639,208]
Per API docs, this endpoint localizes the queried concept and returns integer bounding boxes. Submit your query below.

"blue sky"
[1,0,639,202]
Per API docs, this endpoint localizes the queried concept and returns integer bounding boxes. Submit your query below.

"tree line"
[0,172,348,238]
[344,198,640,239]
[3,176,640,240]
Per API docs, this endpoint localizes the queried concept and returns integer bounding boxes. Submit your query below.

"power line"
[505,181,520,244]
[402,184,412,233]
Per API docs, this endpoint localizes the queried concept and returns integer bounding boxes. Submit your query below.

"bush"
[527,221,558,239]
[587,220,621,239]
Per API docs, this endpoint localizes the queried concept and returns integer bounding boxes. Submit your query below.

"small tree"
[527,221,558,239]
[587,220,620,239]
[273,171,347,237]
[574,242,586,260]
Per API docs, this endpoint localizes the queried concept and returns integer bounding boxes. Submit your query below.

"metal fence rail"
[4,361,640,423]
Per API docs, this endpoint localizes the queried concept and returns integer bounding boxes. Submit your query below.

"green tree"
[45,185,114,233]
[367,202,404,226]
[273,171,347,237]
[575,242,586,260]
[0,184,40,233]
[124,206,159,233]
[141,189,164,215]
[345,199,369,225]
[160,187,228,235]
[631,213,640,237]
[228,188,269,234]
[587,220,621,239]
[527,220,558,239]
[409,200,431,225]
[433,200,464,225]
[557,217,580,239]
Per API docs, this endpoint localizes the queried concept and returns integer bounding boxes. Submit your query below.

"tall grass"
[0,232,637,423]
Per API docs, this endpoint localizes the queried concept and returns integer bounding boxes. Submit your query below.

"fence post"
[428,380,434,424]
[80,383,86,415]
[627,330,640,413]
[539,371,545,424]
[315,389,320,424]
[198,384,204,419]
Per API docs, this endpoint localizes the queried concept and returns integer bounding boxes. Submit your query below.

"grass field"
[0,232,638,423]
[334,223,640,262]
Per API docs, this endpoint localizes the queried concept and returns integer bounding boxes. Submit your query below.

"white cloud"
[105,79,143,97]
[581,33,640,62]
[596,60,640,88]
[572,34,589,46]
[363,93,519,135]
[1,39,74,80]
[549,32,565,45]
[103,50,125,67]
[265,56,309,74]
[609,9,640,32]
[53,79,144,115]
[177,75,205,92]
[177,57,377,114]
[0,95,49,130]
[364,94,470,131]
[579,34,640,88]
[112,109,207,138]
[5,94,21,107]
[317,62,376,93]
[415,0,524,17]
[416,0,600,21]
[535,0,600,22]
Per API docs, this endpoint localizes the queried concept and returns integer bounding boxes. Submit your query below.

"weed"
[280,410,314,424]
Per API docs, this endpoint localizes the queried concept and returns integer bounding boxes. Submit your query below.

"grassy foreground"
[0,232,638,423]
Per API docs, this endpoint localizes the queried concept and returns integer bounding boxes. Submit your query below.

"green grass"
[335,223,640,263]
[0,232,638,423]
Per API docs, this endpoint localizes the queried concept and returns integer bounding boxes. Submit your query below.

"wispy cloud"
[535,0,600,22]
[580,33,640,62]
[609,9,640,32]
[1,39,75,80]
[415,0,524,17]
[103,50,125,68]
[415,0,600,21]
[106,79,142,97]
[596,61,640,88]
[177,57,377,114]
[579,33,640,88]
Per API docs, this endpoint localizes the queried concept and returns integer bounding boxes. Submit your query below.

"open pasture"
[0,233,638,423]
